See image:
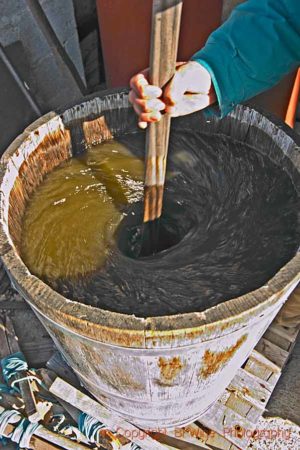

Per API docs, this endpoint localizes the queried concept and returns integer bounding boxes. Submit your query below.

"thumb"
[163,67,188,105]
[166,93,215,117]
[164,61,213,106]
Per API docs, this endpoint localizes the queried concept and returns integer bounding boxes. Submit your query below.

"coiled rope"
[0,409,41,448]
[51,413,85,442]
[1,352,47,391]
[78,413,122,449]
[1,356,143,449]
[1,353,28,383]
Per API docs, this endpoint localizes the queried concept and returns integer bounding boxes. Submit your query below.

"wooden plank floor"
[46,314,299,450]
[172,321,300,450]
[0,291,299,449]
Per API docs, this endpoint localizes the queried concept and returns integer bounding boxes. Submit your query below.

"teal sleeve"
[191,0,300,117]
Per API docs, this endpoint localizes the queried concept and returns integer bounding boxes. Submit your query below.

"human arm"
[130,0,300,126]
[192,0,300,117]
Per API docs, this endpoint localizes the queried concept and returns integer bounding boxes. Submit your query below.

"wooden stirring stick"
[143,0,183,223]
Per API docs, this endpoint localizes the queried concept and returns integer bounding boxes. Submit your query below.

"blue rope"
[1,352,28,385]
[1,352,49,394]
[78,412,108,444]
[0,384,14,395]
[0,409,41,448]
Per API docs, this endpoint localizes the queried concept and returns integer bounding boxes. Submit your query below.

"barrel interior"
[5,93,300,280]
[1,90,300,331]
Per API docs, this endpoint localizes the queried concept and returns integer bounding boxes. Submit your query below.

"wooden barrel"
[0,90,300,428]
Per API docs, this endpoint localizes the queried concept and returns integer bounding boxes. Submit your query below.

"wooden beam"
[50,377,175,450]
[255,338,289,368]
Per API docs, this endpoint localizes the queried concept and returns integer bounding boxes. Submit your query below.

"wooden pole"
[144,0,183,223]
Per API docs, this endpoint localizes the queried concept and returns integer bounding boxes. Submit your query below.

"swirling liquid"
[21,131,300,317]
[21,140,144,279]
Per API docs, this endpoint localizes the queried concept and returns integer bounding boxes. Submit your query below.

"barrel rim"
[0,92,300,346]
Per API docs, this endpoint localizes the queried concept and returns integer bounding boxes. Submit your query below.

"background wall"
[0,0,86,156]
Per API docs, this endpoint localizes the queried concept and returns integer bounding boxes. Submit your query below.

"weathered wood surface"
[42,366,144,450]
[144,0,182,222]
[1,307,294,450]
[2,298,300,450]
[255,338,289,367]
[0,303,56,367]
[228,368,272,409]
[152,432,214,450]
[34,298,289,429]
[50,377,174,450]
[195,321,300,449]
[46,351,80,388]
[199,402,256,449]
[243,350,281,385]
[0,258,10,294]
[166,424,211,449]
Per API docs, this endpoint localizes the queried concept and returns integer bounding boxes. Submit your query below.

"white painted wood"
[244,350,281,385]
[49,377,172,450]
[255,338,289,368]
[206,432,232,450]
[228,368,273,406]
[267,322,300,343]
[199,402,255,449]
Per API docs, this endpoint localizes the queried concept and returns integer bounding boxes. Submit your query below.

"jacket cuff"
[191,45,242,118]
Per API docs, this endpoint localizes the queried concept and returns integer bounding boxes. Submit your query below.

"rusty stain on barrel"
[200,334,247,379]
[158,356,185,384]
[0,91,300,428]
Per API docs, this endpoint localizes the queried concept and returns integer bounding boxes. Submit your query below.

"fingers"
[129,62,215,128]
[130,73,162,99]
[129,73,165,128]
[129,91,165,113]
[163,69,187,105]
[138,121,148,130]
[140,111,162,123]
[163,62,216,117]
[136,111,162,129]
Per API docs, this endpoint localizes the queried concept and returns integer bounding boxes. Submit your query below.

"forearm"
[191,0,300,117]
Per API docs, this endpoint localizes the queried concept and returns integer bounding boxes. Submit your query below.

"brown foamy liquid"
[21,139,144,279]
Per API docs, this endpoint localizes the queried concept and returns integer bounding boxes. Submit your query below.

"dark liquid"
[21,131,300,317]
[118,200,191,259]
